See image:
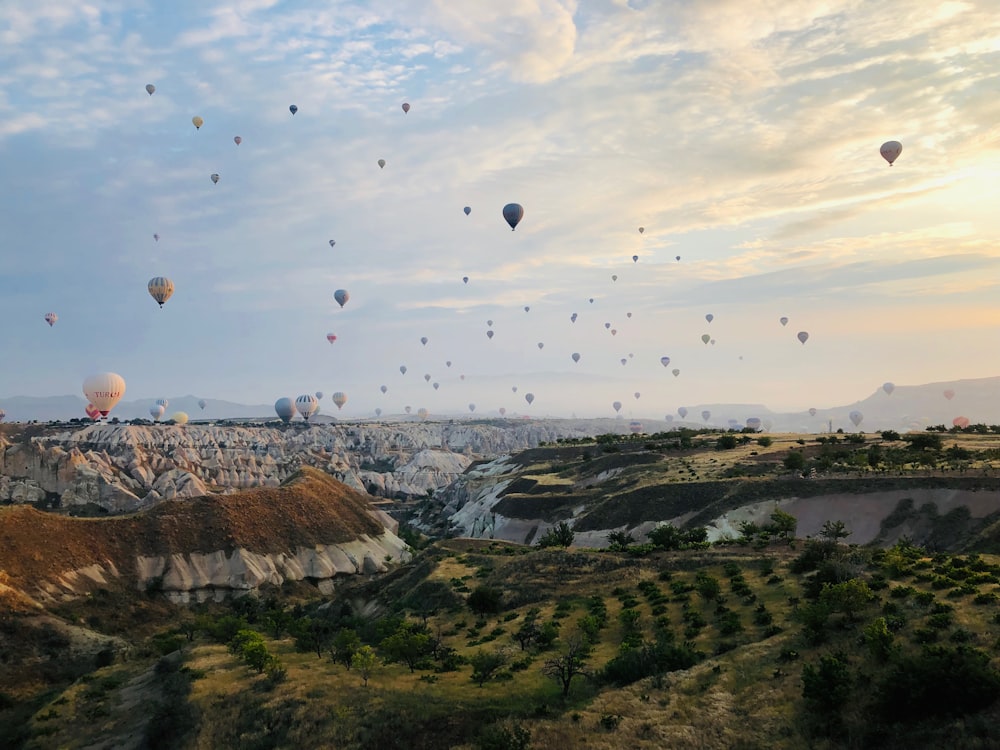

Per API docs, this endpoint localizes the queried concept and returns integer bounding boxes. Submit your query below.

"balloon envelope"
[502,203,524,231]
[779,317,788,326]
[329,240,336,247]
[83,373,126,416]
[210,173,220,184]
[334,289,350,307]
[808,408,817,416]
[148,277,174,307]
[378,159,386,168]
[85,403,100,421]
[524,393,535,405]
[672,369,680,377]
[613,401,622,413]
[953,416,970,428]
[880,140,902,166]
[944,389,955,400]
[638,227,644,234]
[849,410,863,428]
[332,392,347,409]
[660,356,670,367]
[706,314,714,323]
[572,352,580,363]
[421,336,428,345]
[145,84,155,95]
[678,407,688,418]
[797,331,809,344]
[464,206,471,215]
[882,382,895,395]
[289,104,298,114]
[380,385,388,394]
[295,394,318,420]
[44,312,57,327]
[192,116,203,129]
[402,102,410,113]
[701,334,710,344]
[326,333,337,343]
[171,412,189,425]
[702,410,711,422]
[400,366,407,374]
[234,136,242,145]
[198,399,206,410]
[570,313,577,322]
[149,404,164,421]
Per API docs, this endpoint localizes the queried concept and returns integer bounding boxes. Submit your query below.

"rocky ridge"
[0,420,607,513]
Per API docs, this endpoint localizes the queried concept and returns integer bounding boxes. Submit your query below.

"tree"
[819,520,850,542]
[331,627,361,669]
[695,573,721,601]
[351,645,378,687]
[513,620,540,651]
[880,430,900,441]
[380,624,431,673]
[606,529,634,551]
[864,616,894,662]
[294,617,334,659]
[802,652,853,729]
[468,585,504,616]
[543,634,591,697]
[537,521,575,548]
[757,436,773,447]
[784,450,806,472]
[470,648,508,687]
[820,579,874,622]
[648,523,682,550]
[716,434,738,450]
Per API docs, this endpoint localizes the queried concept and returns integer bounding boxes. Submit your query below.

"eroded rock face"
[0,421,603,513]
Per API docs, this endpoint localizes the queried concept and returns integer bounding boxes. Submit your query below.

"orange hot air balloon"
[953,416,970,429]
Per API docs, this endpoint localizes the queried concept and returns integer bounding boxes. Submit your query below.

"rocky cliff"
[0,419,610,513]
[0,468,410,603]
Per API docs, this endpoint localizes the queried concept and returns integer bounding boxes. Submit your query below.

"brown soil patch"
[0,467,384,589]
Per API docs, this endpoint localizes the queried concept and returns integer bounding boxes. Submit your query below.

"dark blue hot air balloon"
[464,206,471,216]
[502,203,524,231]
[289,104,298,115]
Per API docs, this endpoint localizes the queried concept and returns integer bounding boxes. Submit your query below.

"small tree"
[351,645,378,687]
[331,627,361,669]
[864,616,894,662]
[819,520,850,542]
[380,624,431,673]
[538,521,575,548]
[784,450,806,472]
[769,509,798,541]
[821,579,874,622]
[648,523,682,550]
[513,620,540,651]
[606,529,634,551]
[468,585,504,616]
[543,634,591,697]
[470,648,508,687]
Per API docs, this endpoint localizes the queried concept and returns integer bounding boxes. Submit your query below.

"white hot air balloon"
[148,277,174,307]
[849,410,864,428]
[275,397,297,423]
[149,404,165,421]
[83,373,126,417]
[880,140,902,166]
[198,399,207,410]
[156,398,169,409]
[295,394,319,421]
[332,392,347,410]
[882,382,895,395]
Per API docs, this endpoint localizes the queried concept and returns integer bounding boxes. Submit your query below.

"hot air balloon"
[632,255,638,263]
[289,104,298,115]
[710,339,715,345]
[634,392,641,400]
[502,203,524,231]
[334,289,350,307]
[571,352,581,363]
[849,410,863,428]
[149,404,164,421]
[638,227,644,234]
[424,374,431,382]
[611,275,618,282]
[660,356,670,367]
[400,365,407,375]
[943,390,955,400]
[570,313,578,323]
[882,382,895,395]
[675,256,681,262]
[613,401,622,413]
[462,276,469,284]
[375,407,382,417]
[85,403,100,421]
[234,136,242,145]
[332,392,347,410]
[329,240,336,247]
[198,399,207,410]
[405,406,412,414]
[153,233,159,241]
[156,398,169,409]
[797,331,809,344]
[44,312,57,327]
[83,373,126,417]
[512,386,518,393]
[486,330,494,339]
[537,342,544,350]
[417,407,428,420]
[148,277,174,307]
[953,416,970,429]
[0,409,5,422]
[672,369,680,377]
[678,407,688,418]
[464,206,471,215]
[620,358,627,366]
[706,314,714,323]
[421,336,428,346]
[446,361,452,367]
[327,333,337,344]
[499,407,506,416]
[402,102,410,113]
[701,334,710,344]
[524,393,535,405]
[779,317,788,326]
[665,415,674,423]
[605,323,611,330]
[192,116,203,130]
[315,391,324,400]
[468,403,475,412]
[145,84,155,95]
[880,140,902,166]
[171,412,189,425]
[487,320,493,327]
[295,394,318,421]
[808,408,817,416]
[746,417,762,431]
[378,159,386,169]
[589,298,594,303]
[380,385,388,394]
[702,410,711,422]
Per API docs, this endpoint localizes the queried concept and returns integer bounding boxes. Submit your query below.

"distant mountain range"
[1,376,999,432]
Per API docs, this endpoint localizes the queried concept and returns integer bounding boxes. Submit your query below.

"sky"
[2,0,1000,420]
